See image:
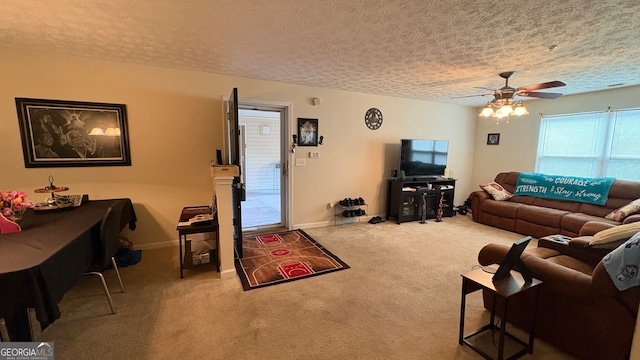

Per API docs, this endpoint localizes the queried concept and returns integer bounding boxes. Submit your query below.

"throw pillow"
[605,198,640,222]
[589,221,640,246]
[479,182,513,201]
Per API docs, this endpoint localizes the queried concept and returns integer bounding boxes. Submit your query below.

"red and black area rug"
[235,229,349,291]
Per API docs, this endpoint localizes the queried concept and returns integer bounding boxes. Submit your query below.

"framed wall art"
[487,133,500,145]
[297,118,318,146]
[15,98,131,167]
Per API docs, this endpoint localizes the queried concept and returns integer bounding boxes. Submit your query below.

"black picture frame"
[15,98,132,167]
[297,118,318,147]
[487,133,500,145]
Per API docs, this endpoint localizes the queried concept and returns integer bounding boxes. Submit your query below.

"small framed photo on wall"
[487,133,500,145]
[297,118,318,146]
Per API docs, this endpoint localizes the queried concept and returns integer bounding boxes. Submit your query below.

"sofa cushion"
[480,182,513,201]
[508,196,536,205]
[517,205,568,228]
[480,199,521,218]
[605,198,640,222]
[493,172,520,193]
[546,255,594,276]
[561,213,618,235]
[578,202,617,218]
[589,222,640,246]
[532,197,581,213]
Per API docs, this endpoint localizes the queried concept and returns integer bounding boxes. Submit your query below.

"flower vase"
[0,212,21,234]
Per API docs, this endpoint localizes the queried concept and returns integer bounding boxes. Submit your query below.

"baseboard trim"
[134,216,383,250]
[135,240,177,250]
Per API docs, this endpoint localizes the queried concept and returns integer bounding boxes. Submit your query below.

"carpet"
[235,229,349,290]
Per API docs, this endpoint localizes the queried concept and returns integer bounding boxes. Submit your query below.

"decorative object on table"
[15,97,131,168]
[297,118,318,146]
[436,191,444,222]
[0,190,36,233]
[419,192,428,224]
[364,107,383,130]
[235,229,349,291]
[487,133,500,145]
[33,175,72,210]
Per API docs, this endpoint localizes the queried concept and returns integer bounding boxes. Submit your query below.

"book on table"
[178,206,214,226]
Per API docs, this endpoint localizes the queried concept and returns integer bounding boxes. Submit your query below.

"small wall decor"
[16,98,131,167]
[487,133,500,145]
[364,108,383,130]
[297,118,318,146]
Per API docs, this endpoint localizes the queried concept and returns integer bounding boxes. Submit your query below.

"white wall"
[1,48,478,247]
[470,85,640,187]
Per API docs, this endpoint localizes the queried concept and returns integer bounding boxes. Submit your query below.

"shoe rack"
[335,197,368,225]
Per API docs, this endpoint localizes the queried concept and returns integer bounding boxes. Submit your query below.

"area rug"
[235,229,349,290]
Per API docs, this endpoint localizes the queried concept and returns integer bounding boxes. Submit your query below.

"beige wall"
[1,48,477,248]
[471,85,640,187]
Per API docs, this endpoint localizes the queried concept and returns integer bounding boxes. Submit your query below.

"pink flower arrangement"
[1,190,36,222]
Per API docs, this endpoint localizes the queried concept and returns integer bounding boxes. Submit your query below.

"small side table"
[459,266,542,360]
[176,206,219,279]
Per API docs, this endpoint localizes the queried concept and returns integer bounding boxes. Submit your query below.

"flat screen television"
[399,139,448,178]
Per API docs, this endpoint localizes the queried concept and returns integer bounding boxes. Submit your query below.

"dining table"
[0,198,136,341]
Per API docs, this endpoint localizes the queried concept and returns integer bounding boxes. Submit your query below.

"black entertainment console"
[386,177,457,224]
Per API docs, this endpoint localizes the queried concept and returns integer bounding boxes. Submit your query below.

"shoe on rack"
[358,197,365,205]
[339,198,348,206]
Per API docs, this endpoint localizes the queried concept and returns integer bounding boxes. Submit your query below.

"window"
[536,108,640,181]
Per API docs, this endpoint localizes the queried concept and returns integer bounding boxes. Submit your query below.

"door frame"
[221,96,293,230]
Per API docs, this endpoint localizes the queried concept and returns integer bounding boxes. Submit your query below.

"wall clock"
[365,108,383,130]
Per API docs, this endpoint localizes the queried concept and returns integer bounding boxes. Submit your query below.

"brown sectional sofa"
[470,171,640,238]
[479,230,640,360]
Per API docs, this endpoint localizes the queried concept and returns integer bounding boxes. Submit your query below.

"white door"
[238,105,289,231]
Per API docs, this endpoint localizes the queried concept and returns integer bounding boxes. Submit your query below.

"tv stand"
[385,177,456,224]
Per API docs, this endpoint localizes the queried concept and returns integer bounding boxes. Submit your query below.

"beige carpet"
[37,215,574,359]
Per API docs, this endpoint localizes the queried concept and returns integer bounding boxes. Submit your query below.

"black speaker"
[216,149,223,165]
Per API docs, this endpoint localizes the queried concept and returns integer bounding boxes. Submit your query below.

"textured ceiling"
[1,0,640,107]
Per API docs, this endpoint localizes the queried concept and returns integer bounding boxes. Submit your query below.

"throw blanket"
[603,232,640,291]
[514,172,615,205]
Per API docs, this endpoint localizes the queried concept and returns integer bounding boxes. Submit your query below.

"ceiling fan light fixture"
[480,105,494,117]
[498,104,513,116]
[513,102,529,116]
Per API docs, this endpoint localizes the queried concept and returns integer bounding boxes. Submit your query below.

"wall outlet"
[295,158,306,166]
[309,151,320,158]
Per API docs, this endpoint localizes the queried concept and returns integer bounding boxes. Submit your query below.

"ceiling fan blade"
[519,91,563,99]
[517,80,566,92]
[451,93,494,99]
[473,86,497,91]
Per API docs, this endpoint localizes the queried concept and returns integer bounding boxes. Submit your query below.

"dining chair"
[83,200,127,314]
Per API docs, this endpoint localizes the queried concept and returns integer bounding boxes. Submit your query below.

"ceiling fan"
[475,71,566,100]
[460,71,566,121]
